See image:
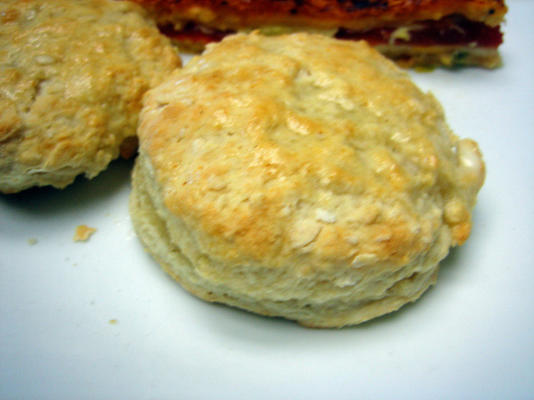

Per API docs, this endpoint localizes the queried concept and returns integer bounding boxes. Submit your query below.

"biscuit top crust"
[0,0,180,191]
[132,0,506,31]
[139,33,484,270]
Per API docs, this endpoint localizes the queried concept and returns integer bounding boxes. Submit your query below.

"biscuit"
[0,0,181,193]
[130,33,485,327]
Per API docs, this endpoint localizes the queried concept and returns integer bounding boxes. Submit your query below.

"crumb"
[109,319,118,325]
[27,238,38,245]
[73,225,96,242]
[119,135,139,159]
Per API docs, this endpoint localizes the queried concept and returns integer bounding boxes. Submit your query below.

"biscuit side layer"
[131,152,444,327]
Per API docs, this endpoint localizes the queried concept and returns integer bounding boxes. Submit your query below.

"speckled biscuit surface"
[0,0,181,193]
[131,33,485,327]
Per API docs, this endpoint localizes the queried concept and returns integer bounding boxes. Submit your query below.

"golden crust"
[132,33,485,327]
[0,0,181,193]
[131,0,507,31]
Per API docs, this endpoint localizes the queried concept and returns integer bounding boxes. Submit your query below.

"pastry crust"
[0,0,181,193]
[131,0,506,31]
[131,0,506,68]
[130,33,485,327]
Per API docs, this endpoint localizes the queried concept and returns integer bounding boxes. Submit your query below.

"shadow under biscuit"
[0,157,135,217]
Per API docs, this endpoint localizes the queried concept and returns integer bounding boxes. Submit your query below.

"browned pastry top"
[133,0,507,31]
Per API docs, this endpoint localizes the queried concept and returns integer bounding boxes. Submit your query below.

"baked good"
[0,0,181,193]
[130,0,507,68]
[130,33,485,327]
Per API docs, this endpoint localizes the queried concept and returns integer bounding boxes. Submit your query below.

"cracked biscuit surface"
[0,0,181,193]
[130,33,485,327]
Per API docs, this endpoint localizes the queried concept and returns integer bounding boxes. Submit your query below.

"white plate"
[1,2,533,398]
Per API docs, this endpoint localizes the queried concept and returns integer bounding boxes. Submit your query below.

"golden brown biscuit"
[0,0,181,193]
[130,33,485,327]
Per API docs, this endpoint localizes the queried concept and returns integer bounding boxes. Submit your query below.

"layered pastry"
[131,0,507,68]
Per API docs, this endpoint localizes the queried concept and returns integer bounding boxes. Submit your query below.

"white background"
[1,1,533,398]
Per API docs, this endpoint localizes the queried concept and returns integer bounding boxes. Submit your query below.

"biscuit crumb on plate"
[73,225,97,242]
